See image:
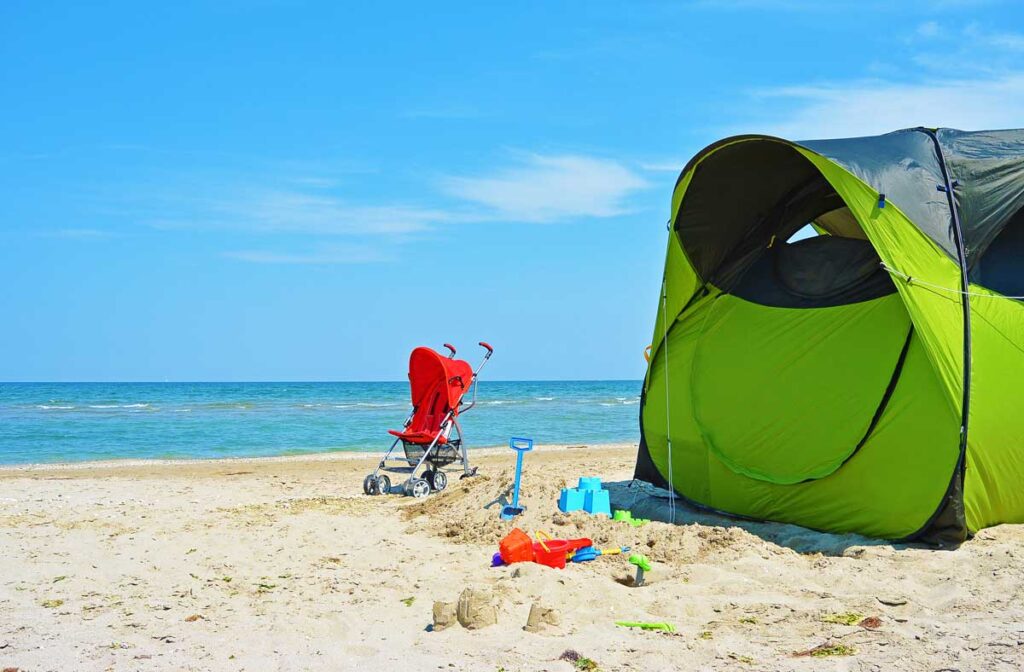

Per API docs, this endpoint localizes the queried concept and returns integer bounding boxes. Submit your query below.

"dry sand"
[2,443,1024,671]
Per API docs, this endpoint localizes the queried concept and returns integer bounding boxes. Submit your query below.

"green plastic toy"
[613,510,650,527]
[615,621,676,633]
[628,553,651,586]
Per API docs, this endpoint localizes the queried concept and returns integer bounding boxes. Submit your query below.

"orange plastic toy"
[499,528,534,564]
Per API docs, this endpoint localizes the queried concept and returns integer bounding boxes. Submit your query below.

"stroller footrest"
[380,466,416,474]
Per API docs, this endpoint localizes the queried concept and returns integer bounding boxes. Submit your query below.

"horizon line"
[0,378,644,385]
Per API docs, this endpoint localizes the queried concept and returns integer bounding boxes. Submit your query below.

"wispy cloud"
[212,190,450,236]
[964,23,1024,50]
[131,180,459,264]
[684,0,845,9]
[916,20,943,38]
[148,188,458,238]
[441,154,648,223]
[914,19,1024,49]
[223,243,391,265]
[639,160,686,173]
[120,151,649,265]
[44,228,117,240]
[401,104,481,120]
[741,74,1024,139]
[688,0,1004,8]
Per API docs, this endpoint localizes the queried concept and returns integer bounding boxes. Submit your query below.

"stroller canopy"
[390,347,474,445]
[636,127,1024,544]
[408,347,473,412]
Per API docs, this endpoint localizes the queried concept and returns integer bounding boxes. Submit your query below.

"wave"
[594,398,641,407]
[301,401,404,411]
[193,402,254,410]
[87,403,152,409]
[37,404,74,410]
[535,397,555,401]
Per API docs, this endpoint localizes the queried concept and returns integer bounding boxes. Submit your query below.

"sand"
[2,443,1024,671]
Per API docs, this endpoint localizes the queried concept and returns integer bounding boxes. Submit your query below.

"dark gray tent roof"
[676,128,1024,268]
[803,127,1024,265]
[937,129,1024,266]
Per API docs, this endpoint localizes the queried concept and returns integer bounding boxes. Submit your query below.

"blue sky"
[3,1,1023,381]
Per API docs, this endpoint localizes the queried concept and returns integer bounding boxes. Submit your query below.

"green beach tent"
[635,128,1024,544]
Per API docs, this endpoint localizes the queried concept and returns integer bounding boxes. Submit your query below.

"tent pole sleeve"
[921,128,972,477]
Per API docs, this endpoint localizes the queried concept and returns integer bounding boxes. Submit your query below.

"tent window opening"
[674,140,891,308]
[785,224,821,243]
[971,206,1024,297]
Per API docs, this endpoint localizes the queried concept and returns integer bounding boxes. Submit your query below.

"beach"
[2,443,1024,671]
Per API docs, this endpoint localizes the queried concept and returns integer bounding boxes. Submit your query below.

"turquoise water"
[0,381,641,465]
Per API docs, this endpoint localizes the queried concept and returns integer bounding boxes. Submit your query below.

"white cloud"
[964,24,1024,50]
[216,190,450,236]
[639,160,687,173]
[684,0,838,9]
[441,154,648,223]
[916,20,943,38]
[224,243,390,265]
[744,74,1024,139]
[46,228,116,240]
[131,152,649,266]
[401,104,481,120]
[689,0,1005,8]
[148,189,456,238]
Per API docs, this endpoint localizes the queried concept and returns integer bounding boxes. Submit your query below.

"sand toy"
[615,621,676,632]
[500,437,532,520]
[629,553,651,586]
[558,477,611,516]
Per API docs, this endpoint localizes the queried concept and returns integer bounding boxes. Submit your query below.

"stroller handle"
[458,342,494,414]
[443,343,457,357]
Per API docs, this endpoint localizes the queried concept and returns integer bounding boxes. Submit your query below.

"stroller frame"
[364,342,493,498]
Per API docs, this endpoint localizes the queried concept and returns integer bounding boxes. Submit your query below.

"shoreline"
[0,441,638,475]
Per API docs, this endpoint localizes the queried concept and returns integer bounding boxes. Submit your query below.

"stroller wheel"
[376,474,391,495]
[428,469,448,492]
[409,478,430,499]
[363,474,378,496]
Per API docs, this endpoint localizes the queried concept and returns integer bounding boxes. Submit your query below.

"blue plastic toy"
[558,476,611,516]
[558,487,585,512]
[500,437,533,520]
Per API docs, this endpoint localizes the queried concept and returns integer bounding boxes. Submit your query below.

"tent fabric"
[637,127,1024,543]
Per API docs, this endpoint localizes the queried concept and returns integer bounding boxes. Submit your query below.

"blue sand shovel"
[500,437,533,520]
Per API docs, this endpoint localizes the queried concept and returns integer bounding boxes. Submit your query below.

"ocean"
[0,381,641,465]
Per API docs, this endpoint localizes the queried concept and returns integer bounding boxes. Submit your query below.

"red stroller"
[363,342,493,498]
